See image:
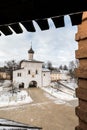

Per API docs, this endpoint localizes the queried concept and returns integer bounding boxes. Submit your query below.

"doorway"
[29,81,37,87]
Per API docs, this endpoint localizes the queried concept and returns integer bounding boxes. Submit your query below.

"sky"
[0,15,78,67]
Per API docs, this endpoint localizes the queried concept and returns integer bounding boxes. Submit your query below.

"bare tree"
[59,65,63,70]
[46,61,53,71]
[42,63,46,68]
[63,65,68,70]
[4,60,20,80]
[69,59,79,79]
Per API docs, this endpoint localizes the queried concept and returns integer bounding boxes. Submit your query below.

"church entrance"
[29,81,37,87]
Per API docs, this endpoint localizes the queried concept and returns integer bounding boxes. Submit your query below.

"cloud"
[0,16,78,67]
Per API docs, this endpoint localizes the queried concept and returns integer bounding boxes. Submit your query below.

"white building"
[51,70,71,81]
[13,46,51,88]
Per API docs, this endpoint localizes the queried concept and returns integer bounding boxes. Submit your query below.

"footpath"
[0,87,78,130]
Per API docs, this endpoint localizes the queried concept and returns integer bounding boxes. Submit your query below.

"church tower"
[28,45,34,60]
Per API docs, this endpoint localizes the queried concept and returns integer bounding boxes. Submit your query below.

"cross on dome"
[28,42,34,54]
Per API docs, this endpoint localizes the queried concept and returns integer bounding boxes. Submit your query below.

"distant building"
[13,46,51,88]
[0,68,11,80]
[51,70,71,81]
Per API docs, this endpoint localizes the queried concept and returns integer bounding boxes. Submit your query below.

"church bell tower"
[28,45,34,60]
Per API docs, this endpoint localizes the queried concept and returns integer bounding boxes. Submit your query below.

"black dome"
[28,47,34,53]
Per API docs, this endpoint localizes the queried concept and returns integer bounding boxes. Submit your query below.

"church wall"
[21,62,27,68]
[13,69,25,85]
[24,62,43,88]
[13,62,43,88]
[42,71,51,87]
[13,47,51,88]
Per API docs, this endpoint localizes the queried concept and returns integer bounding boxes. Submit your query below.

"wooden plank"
[75,68,87,78]
[79,59,87,68]
[79,99,87,110]
[78,79,87,89]
[79,40,87,49]
[35,19,49,30]
[21,21,36,32]
[52,16,64,28]
[76,106,87,123]
[76,88,87,101]
[75,32,87,41]
[0,26,13,35]
[0,0,86,25]
[10,23,23,34]
[75,126,83,130]
[79,119,87,130]
[75,49,87,59]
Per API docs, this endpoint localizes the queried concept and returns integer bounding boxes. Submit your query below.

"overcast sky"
[0,15,78,67]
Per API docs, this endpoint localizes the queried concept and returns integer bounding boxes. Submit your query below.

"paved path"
[0,87,78,130]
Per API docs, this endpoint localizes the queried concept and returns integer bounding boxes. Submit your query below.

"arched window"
[28,70,30,74]
[43,74,45,76]
[36,70,38,74]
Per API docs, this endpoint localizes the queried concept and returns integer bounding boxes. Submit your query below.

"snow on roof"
[42,68,50,72]
[20,59,44,64]
[60,70,69,74]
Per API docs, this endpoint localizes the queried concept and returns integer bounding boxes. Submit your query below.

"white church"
[13,46,51,88]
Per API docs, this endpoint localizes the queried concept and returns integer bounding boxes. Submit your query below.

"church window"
[17,73,21,77]
[36,70,38,74]
[28,70,30,74]
[43,74,45,76]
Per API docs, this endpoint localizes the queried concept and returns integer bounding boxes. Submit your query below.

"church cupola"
[28,45,34,60]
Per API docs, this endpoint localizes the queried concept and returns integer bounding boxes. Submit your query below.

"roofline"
[0,1,85,36]
[13,68,24,71]
[20,60,44,64]
[42,70,50,72]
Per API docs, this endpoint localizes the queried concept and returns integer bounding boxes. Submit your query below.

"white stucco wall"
[42,71,51,87]
[13,61,43,88]
[13,69,24,84]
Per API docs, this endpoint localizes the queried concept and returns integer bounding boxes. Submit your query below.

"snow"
[42,87,75,100]
[0,90,33,107]
[41,80,78,105]
[0,79,78,108]
[0,119,41,130]
[59,80,78,90]
[0,126,35,130]
[42,68,50,72]
[0,80,33,108]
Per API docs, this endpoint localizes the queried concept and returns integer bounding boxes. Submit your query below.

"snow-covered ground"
[41,80,78,105]
[0,79,78,108]
[0,80,33,107]
[42,86,76,100]
[59,79,78,90]
[0,90,33,108]
[0,118,41,130]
